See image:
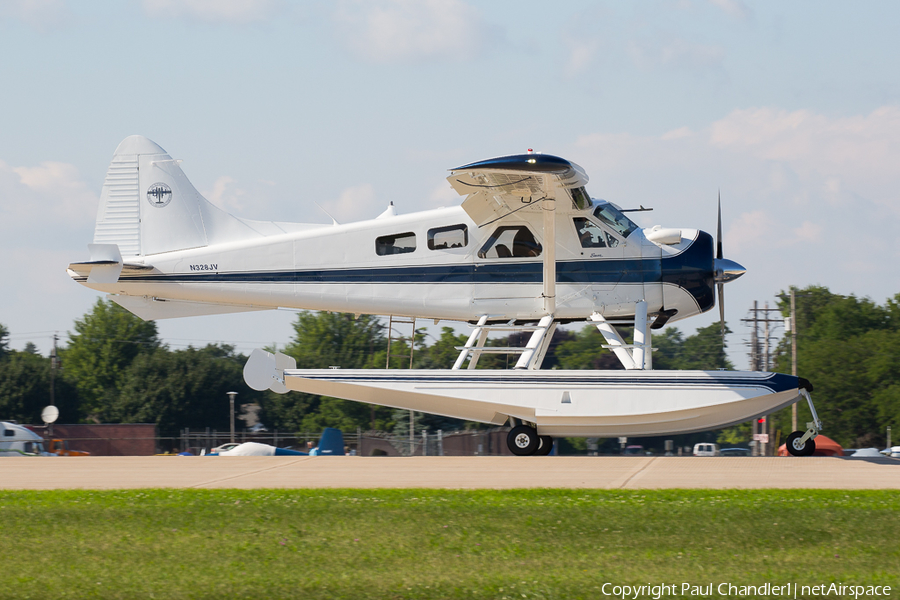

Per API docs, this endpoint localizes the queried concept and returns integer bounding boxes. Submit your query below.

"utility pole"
[742,303,784,455]
[49,333,58,406]
[227,391,238,443]
[790,289,798,432]
[49,333,58,437]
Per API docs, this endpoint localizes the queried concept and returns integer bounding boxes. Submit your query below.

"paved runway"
[2,456,899,490]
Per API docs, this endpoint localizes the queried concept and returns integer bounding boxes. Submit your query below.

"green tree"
[0,323,9,358]
[767,287,900,447]
[415,327,467,369]
[265,312,395,433]
[283,312,384,369]
[555,326,625,370]
[555,322,732,371]
[62,299,160,422]
[115,344,260,438]
[0,351,79,424]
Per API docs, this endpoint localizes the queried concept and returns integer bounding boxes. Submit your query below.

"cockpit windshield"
[593,203,638,239]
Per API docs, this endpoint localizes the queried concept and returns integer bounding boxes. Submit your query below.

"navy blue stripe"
[122,260,653,285]
[121,254,701,286]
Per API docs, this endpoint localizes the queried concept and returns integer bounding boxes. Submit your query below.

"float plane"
[68,136,822,456]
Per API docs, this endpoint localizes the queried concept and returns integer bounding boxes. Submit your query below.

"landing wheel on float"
[534,435,554,456]
[786,430,816,457]
[507,425,540,456]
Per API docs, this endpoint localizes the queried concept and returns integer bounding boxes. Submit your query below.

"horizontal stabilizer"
[108,294,272,320]
[85,243,123,283]
[243,348,296,394]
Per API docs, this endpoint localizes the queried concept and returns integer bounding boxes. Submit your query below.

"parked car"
[46,439,90,456]
[719,447,750,457]
[693,443,720,457]
[210,443,241,454]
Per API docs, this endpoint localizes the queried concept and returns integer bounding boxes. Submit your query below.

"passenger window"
[376,232,416,256]
[573,217,619,248]
[428,224,468,250]
[478,226,542,259]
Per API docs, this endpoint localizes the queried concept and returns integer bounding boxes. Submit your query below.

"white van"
[693,443,720,457]
[0,421,53,457]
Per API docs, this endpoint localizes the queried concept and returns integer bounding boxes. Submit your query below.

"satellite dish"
[41,405,59,425]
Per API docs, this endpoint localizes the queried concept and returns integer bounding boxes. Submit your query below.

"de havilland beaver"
[68,135,822,456]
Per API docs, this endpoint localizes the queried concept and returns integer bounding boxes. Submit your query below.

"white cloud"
[660,126,694,141]
[204,175,246,213]
[428,181,459,206]
[0,0,69,30]
[563,38,603,78]
[142,0,279,24]
[572,104,900,333]
[793,221,823,243]
[334,0,499,63]
[322,183,378,222]
[707,0,751,20]
[710,106,900,210]
[726,209,777,254]
[1,159,96,225]
[0,157,99,352]
[628,36,726,71]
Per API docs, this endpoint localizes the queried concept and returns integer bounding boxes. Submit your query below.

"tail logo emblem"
[147,183,172,208]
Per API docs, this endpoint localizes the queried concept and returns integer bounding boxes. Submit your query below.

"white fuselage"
[72,204,712,325]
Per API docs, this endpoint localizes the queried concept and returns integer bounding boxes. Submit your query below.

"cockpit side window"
[376,232,416,256]
[570,186,592,210]
[477,226,542,259]
[593,203,638,238]
[428,224,468,250]
[573,217,619,248]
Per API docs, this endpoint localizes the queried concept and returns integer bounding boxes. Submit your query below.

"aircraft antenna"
[314,202,341,226]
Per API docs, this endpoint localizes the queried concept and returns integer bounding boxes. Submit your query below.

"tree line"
[1,286,897,449]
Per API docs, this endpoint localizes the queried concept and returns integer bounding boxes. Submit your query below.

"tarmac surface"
[2,456,900,490]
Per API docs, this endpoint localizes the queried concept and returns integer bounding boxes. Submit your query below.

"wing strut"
[541,178,556,316]
[590,301,653,370]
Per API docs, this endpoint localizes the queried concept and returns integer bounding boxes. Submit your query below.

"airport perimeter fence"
[177,427,515,457]
[28,424,516,456]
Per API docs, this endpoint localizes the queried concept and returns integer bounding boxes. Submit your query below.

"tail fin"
[316,428,346,455]
[92,135,257,257]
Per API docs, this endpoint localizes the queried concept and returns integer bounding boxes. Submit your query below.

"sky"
[2,0,899,370]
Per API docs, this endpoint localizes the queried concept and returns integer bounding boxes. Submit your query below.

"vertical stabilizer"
[92,135,258,258]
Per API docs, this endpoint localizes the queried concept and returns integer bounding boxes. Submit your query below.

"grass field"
[1,489,898,599]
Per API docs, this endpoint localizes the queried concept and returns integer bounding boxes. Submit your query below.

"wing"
[447,153,589,227]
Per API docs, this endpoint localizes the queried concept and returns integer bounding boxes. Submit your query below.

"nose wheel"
[507,425,553,456]
[786,430,816,456]
[785,389,823,457]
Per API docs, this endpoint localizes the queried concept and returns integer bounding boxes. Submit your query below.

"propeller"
[713,191,747,339]
[717,193,725,337]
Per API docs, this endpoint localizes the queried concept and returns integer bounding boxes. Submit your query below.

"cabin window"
[375,232,416,256]
[573,217,619,248]
[478,226,542,259]
[593,203,638,238]
[428,224,468,250]
[570,186,592,210]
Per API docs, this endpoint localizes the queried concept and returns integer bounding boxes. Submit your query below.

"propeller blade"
[716,191,723,260]
[718,281,725,338]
